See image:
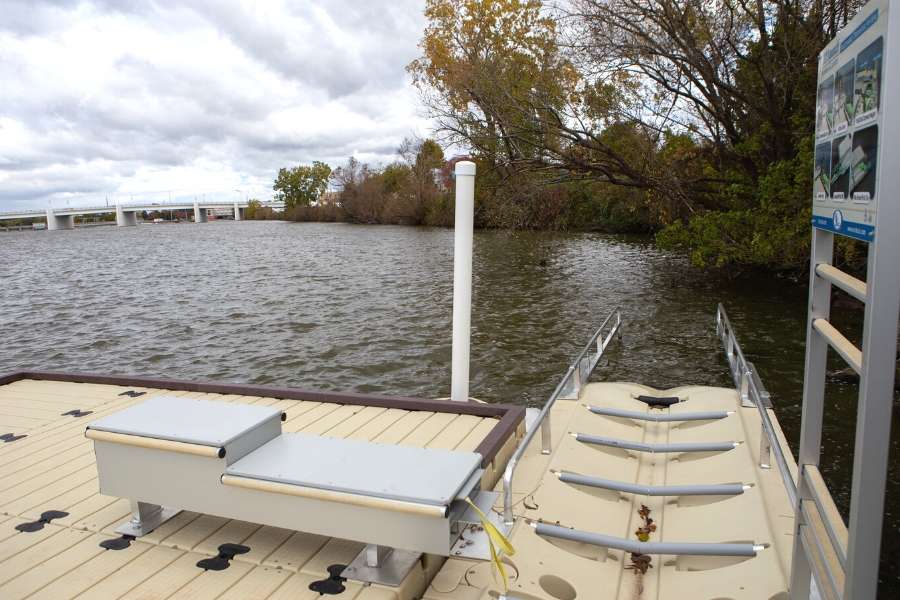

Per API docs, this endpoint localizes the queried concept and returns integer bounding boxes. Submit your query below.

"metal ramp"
[86,395,508,586]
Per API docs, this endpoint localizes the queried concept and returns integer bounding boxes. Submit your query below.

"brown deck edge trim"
[0,370,524,467]
[0,372,22,387]
[474,405,525,468]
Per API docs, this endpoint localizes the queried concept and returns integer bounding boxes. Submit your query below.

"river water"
[1,221,897,594]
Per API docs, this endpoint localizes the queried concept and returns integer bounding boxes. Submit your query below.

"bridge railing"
[0,200,284,217]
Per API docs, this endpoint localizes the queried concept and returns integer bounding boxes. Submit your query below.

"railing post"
[540,417,552,455]
[503,469,515,526]
[739,368,750,405]
[726,335,735,372]
[759,422,772,469]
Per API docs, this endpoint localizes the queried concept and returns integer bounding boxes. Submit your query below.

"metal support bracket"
[116,500,180,537]
[450,491,512,560]
[341,545,421,587]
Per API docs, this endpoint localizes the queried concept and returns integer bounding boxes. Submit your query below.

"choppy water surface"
[1,221,897,594]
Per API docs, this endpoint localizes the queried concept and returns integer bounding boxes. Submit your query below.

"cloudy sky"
[0,0,432,211]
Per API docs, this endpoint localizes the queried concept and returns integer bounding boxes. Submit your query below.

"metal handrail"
[715,304,798,508]
[502,308,621,525]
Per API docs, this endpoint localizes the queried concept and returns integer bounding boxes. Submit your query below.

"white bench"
[87,396,495,585]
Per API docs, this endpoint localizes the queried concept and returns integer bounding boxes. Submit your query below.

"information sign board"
[813,0,887,241]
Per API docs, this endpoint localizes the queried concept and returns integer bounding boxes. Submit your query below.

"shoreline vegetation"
[251,137,654,234]
[252,0,869,274]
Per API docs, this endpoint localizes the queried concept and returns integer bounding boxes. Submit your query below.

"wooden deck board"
[282,402,343,433]
[139,511,202,545]
[0,531,110,600]
[0,444,92,492]
[427,414,483,450]
[323,405,387,438]
[0,525,92,588]
[0,452,96,505]
[455,417,498,453]
[297,404,362,436]
[267,571,364,600]
[371,410,434,445]
[19,477,103,522]
[0,401,72,416]
[168,558,254,600]
[193,519,261,557]
[236,525,295,566]
[26,534,152,600]
[397,411,458,447]
[74,544,184,600]
[117,551,204,600]
[48,482,116,526]
[0,464,97,517]
[299,537,365,577]
[216,564,293,600]
[160,514,230,551]
[262,531,330,572]
[0,521,69,568]
[346,407,408,441]
[78,497,131,535]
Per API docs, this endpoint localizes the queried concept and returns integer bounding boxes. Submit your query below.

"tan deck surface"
[0,379,508,600]
[424,382,797,600]
[0,379,796,600]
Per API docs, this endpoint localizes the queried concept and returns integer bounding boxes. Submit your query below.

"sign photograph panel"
[812,0,887,242]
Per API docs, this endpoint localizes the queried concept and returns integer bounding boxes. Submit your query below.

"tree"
[407,0,687,226]
[273,161,332,209]
[333,157,383,223]
[243,199,260,219]
[409,0,869,268]
[397,136,446,223]
[408,0,578,168]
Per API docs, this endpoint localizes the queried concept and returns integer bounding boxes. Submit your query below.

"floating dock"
[0,364,796,600]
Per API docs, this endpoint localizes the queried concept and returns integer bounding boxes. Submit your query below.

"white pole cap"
[455,161,476,176]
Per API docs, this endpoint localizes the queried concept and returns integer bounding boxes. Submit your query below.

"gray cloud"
[0,0,430,211]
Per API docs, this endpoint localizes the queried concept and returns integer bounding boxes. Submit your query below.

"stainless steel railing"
[501,308,621,525]
[715,304,797,507]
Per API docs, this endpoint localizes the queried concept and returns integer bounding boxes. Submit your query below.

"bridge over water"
[0,200,285,229]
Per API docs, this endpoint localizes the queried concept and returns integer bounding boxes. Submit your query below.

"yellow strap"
[465,498,515,591]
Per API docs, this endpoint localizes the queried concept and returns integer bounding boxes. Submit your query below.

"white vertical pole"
[233,202,241,221]
[450,161,476,402]
[843,5,900,597]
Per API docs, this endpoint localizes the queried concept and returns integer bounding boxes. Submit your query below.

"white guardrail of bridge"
[0,200,284,218]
